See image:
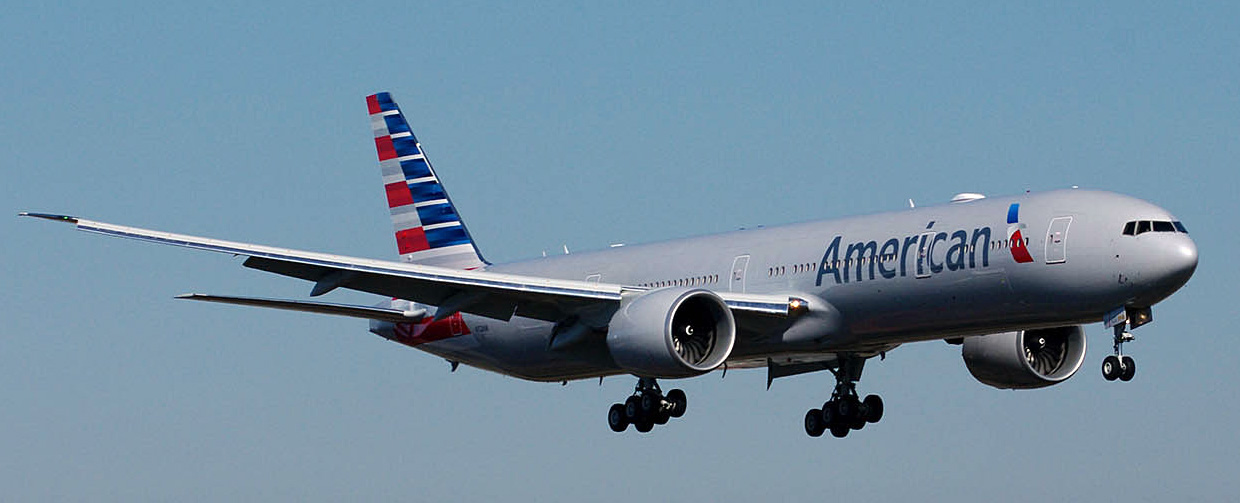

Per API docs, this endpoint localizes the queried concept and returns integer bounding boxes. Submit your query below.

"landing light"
[789,298,809,315]
[1127,306,1153,329]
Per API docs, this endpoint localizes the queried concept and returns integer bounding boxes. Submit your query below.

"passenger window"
[1174,221,1188,233]
[1153,221,1175,233]
[1137,221,1152,235]
[1123,221,1136,235]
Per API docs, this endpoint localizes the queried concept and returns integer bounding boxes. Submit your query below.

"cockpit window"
[1123,219,1188,236]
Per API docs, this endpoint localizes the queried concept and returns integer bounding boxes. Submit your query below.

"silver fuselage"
[383,189,1197,381]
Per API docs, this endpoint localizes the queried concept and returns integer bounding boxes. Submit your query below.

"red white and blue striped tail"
[368,92,488,270]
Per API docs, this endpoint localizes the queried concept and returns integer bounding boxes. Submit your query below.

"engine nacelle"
[961,326,1087,389]
[606,288,736,378]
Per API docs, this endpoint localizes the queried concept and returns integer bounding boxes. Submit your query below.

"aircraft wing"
[21,213,794,325]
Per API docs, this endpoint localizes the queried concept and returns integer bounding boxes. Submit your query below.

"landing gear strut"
[1102,324,1137,382]
[607,377,687,433]
[804,356,883,438]
[1102,307,1151,382]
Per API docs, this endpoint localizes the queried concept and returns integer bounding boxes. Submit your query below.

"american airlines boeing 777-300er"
[22,92,1198,438]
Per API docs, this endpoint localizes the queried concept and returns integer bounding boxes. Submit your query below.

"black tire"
[640,391,660,414]
[830,424,849,438]
[1102,355,1121,381]
[863,395,884,423]
[653,410,670,425]
[1120,356,1136,382]
[608,403,628,432]
[635,420,654,433]
[625,395,642,420]
[820,401,836,427]
[837,396,858,421]
[666,389,687,418]
[850,400,867,430]
[805,409,825,437]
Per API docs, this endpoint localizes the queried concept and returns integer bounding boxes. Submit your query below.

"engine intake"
[606,288,736,378]
[961,326,1087,389]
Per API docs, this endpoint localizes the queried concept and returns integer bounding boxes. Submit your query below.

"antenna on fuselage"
[908,199,916,209]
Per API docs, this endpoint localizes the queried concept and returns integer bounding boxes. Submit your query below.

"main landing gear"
[803,356,883,438]
[607,377,687,433]
[1101,324,1137,382]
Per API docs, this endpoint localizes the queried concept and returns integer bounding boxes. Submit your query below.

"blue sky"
[3,2,1238,501]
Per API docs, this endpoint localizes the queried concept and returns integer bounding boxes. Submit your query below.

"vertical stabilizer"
[367,92,488,269]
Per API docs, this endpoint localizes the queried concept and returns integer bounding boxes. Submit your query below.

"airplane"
[21,92,1199,438]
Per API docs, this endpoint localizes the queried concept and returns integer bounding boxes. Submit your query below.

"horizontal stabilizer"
[176,293,425,323]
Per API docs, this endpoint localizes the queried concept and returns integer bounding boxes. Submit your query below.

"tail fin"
[367,92,488,269]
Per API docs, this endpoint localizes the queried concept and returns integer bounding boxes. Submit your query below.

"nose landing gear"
[1102,307,1149,382]
[1102,326,1136,382]
[607,377,687,433]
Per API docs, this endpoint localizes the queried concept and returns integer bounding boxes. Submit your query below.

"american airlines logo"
[1006,203,1034,264]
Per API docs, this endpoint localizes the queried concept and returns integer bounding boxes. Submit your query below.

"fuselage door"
[730,255,750,293]
[1045,216,1073,264]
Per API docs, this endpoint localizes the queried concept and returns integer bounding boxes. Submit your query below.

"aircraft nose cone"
[1169,236,1199,285]
[1149,235,1198,299]
[1127,232,1198,306]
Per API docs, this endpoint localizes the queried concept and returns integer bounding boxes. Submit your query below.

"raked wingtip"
[19,212,79,224]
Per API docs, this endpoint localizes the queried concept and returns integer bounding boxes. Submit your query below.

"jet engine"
[961,326,1087,389]
[606,288,736,378]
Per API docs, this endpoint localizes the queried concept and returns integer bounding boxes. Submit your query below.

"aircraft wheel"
[666,389,687,418]
[837,396,859,421]
[1102,355,1122,381]
[863,395,884,423]
[850,401,868,430]
[805,409,825,437]
[1120,356,1136,382]
[850,416,866,431]
[608,404,628,432]
[829,424,849,438]
[634,420,654,433]
[820,401,836,427]
[640,391,660,414]
[625,395,642,420]
[653,410,670,425]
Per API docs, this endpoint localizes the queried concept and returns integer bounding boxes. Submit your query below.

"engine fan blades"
[672,323,714,365]
[1024,334,1067,376]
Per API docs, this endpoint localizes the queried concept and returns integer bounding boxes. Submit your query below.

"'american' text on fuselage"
[816,226,992,286]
